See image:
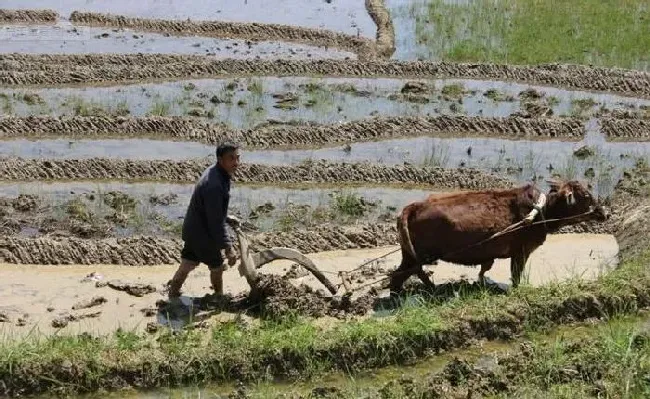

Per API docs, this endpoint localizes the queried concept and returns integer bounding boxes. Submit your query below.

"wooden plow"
[231,222,339,301]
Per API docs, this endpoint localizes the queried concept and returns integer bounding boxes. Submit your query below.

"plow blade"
[251,247,338,294]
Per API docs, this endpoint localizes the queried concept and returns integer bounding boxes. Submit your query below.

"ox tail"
[397,205,417,261]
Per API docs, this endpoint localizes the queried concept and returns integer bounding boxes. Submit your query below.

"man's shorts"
[180,241,224,271]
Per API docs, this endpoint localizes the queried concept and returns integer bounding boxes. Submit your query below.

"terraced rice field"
[1,1,649,398]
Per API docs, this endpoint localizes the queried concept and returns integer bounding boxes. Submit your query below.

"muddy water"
[2,77,647,128]
[0,24,354,59]
[0,233,620,339]
[0,0,376,38]
[0,181,434,226]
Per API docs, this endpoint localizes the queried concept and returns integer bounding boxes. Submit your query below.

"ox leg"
[510,248,530,288]
[389,253,419,295]
[417,267,435,289]
[478,260,494,285]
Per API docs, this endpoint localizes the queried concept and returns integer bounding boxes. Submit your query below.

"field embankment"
[601,117,650,141]
[0,115,588,146]
[0,9,57,24]
[2,54,648,98]
[0,158,512,189]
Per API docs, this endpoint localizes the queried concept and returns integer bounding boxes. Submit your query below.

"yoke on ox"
[389,180,609,293]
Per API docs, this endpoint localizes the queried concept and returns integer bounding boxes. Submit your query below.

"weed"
[441,83,465,99]
[64,96,106,116]
[114,100,130,116]
[556,156,579,181]
[422,142,451,168]
[330,191,375,218]
[247,79,264,96]
[19,92,44,105]
[148,101,170,116]
[0,93,12,114]
[65,198,92,222]
[571,98,598,117]
[547,96,561,107]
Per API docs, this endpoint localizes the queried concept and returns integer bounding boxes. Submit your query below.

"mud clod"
[573,145,596,159]
[149,193,178,206]
[107,280,157,297]
[52,311,102,328]
[72,296,107,310]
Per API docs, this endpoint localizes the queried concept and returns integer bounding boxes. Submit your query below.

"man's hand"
[225,246,238,266]
[226,215,241,228]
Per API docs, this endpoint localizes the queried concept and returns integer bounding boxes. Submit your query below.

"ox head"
[546,179,609,222]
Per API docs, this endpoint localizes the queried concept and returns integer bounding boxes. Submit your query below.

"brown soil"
[0,9,58,24]
[0,115,587,146]
[0,158,513,189]
[601,118,650,140]
[1,54,648,98]
[68,11,373,60]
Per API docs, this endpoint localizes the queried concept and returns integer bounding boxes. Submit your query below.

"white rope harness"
[524,192,547,223]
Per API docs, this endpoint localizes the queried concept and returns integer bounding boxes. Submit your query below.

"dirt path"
[0,233,618,338]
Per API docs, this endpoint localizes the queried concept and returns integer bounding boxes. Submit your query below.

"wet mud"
[0,9,57,24]
[0,158,513,189]
[0,115,587,146]
[601,117,650,141]
[68,11,374,60]
[2,54,648,98]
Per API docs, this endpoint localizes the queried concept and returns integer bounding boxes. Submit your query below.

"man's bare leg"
[168,259,198,298]
[210,267,225,295]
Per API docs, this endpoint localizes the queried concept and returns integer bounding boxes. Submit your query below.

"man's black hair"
[216,142,240,158]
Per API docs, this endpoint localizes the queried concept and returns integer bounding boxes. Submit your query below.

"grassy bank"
[1,250,649,397]
[412,0,649,70]
[243,316,650,398]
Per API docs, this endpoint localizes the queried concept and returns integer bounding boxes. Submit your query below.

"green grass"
[148,100,171,116]
[414,0,649,70]
[2,248,650,396]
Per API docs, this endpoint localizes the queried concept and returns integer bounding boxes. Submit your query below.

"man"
[167,142,241,299]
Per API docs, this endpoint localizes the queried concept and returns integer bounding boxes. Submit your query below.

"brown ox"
[390,180,609,293]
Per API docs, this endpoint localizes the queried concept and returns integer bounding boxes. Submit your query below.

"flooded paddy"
[2,77,648,128]
[0,24,354,59]
[1,1,649,397]
[0,181,435,231]
[0,0,376,38]
[2,133,646,198]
